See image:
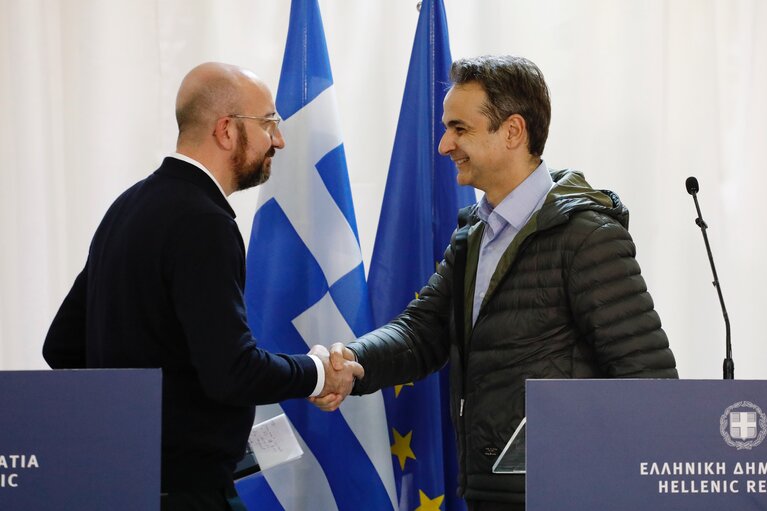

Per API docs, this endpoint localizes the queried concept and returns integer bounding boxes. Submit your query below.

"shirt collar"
[477,160,554,234]
[169,152,230,205]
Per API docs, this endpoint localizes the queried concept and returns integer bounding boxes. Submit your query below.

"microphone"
[685,176,733,379]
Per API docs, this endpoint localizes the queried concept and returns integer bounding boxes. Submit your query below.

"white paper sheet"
[248,413,304,471]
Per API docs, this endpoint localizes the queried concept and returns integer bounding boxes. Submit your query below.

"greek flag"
[235,0,396,509]
[367,1,474,510]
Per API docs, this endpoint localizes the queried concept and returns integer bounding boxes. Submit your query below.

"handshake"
[307,343,361,412]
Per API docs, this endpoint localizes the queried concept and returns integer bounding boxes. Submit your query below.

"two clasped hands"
[307,343,360,412]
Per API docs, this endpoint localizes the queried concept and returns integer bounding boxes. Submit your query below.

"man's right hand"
[308,343,361,412]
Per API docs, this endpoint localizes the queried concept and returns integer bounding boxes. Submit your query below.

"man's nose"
[438,131,454,156]
[271,127,286,149]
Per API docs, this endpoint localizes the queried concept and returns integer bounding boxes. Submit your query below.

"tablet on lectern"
[492,417,526,474]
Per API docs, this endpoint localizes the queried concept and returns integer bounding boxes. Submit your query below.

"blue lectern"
[0,369,161,510]
[527,379,767,511]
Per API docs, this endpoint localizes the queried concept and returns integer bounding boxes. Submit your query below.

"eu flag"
[367,1,475,510]
[236,0,396,509]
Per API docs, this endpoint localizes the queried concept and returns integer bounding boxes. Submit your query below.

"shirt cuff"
[308,354,325,397]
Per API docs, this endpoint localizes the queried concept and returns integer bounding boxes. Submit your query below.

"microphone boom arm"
[690,189,734,379]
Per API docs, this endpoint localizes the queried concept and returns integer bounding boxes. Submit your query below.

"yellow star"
[414,489,444,511]
[390,428,416,470]
[394,382,415,397]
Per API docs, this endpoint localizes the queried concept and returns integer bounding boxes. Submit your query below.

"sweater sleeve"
[43,266,88,368]
[168,213,318,405]
[566,217,678,378]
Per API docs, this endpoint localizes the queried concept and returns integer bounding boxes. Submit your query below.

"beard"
[231,122,274,191]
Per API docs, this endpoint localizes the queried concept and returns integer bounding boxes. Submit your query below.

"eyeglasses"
[228,114,282,136]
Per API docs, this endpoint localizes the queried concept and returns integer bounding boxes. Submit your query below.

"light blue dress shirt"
[472,161,554,325]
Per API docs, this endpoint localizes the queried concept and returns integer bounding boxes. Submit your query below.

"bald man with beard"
[43,63,363,511]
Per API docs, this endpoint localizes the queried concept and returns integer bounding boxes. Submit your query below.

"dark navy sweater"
[44,157,317,491]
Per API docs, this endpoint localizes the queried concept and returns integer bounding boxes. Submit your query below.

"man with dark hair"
[43,62,362,511]
[313,55,678,510]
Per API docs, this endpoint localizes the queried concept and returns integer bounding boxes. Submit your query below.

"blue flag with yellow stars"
[367,1,475,510]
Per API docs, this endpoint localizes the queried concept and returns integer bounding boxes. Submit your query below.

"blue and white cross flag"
[235,1,397,510]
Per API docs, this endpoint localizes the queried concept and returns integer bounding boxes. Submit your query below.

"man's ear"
[212,116,236,151]
[505,113,527,150]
